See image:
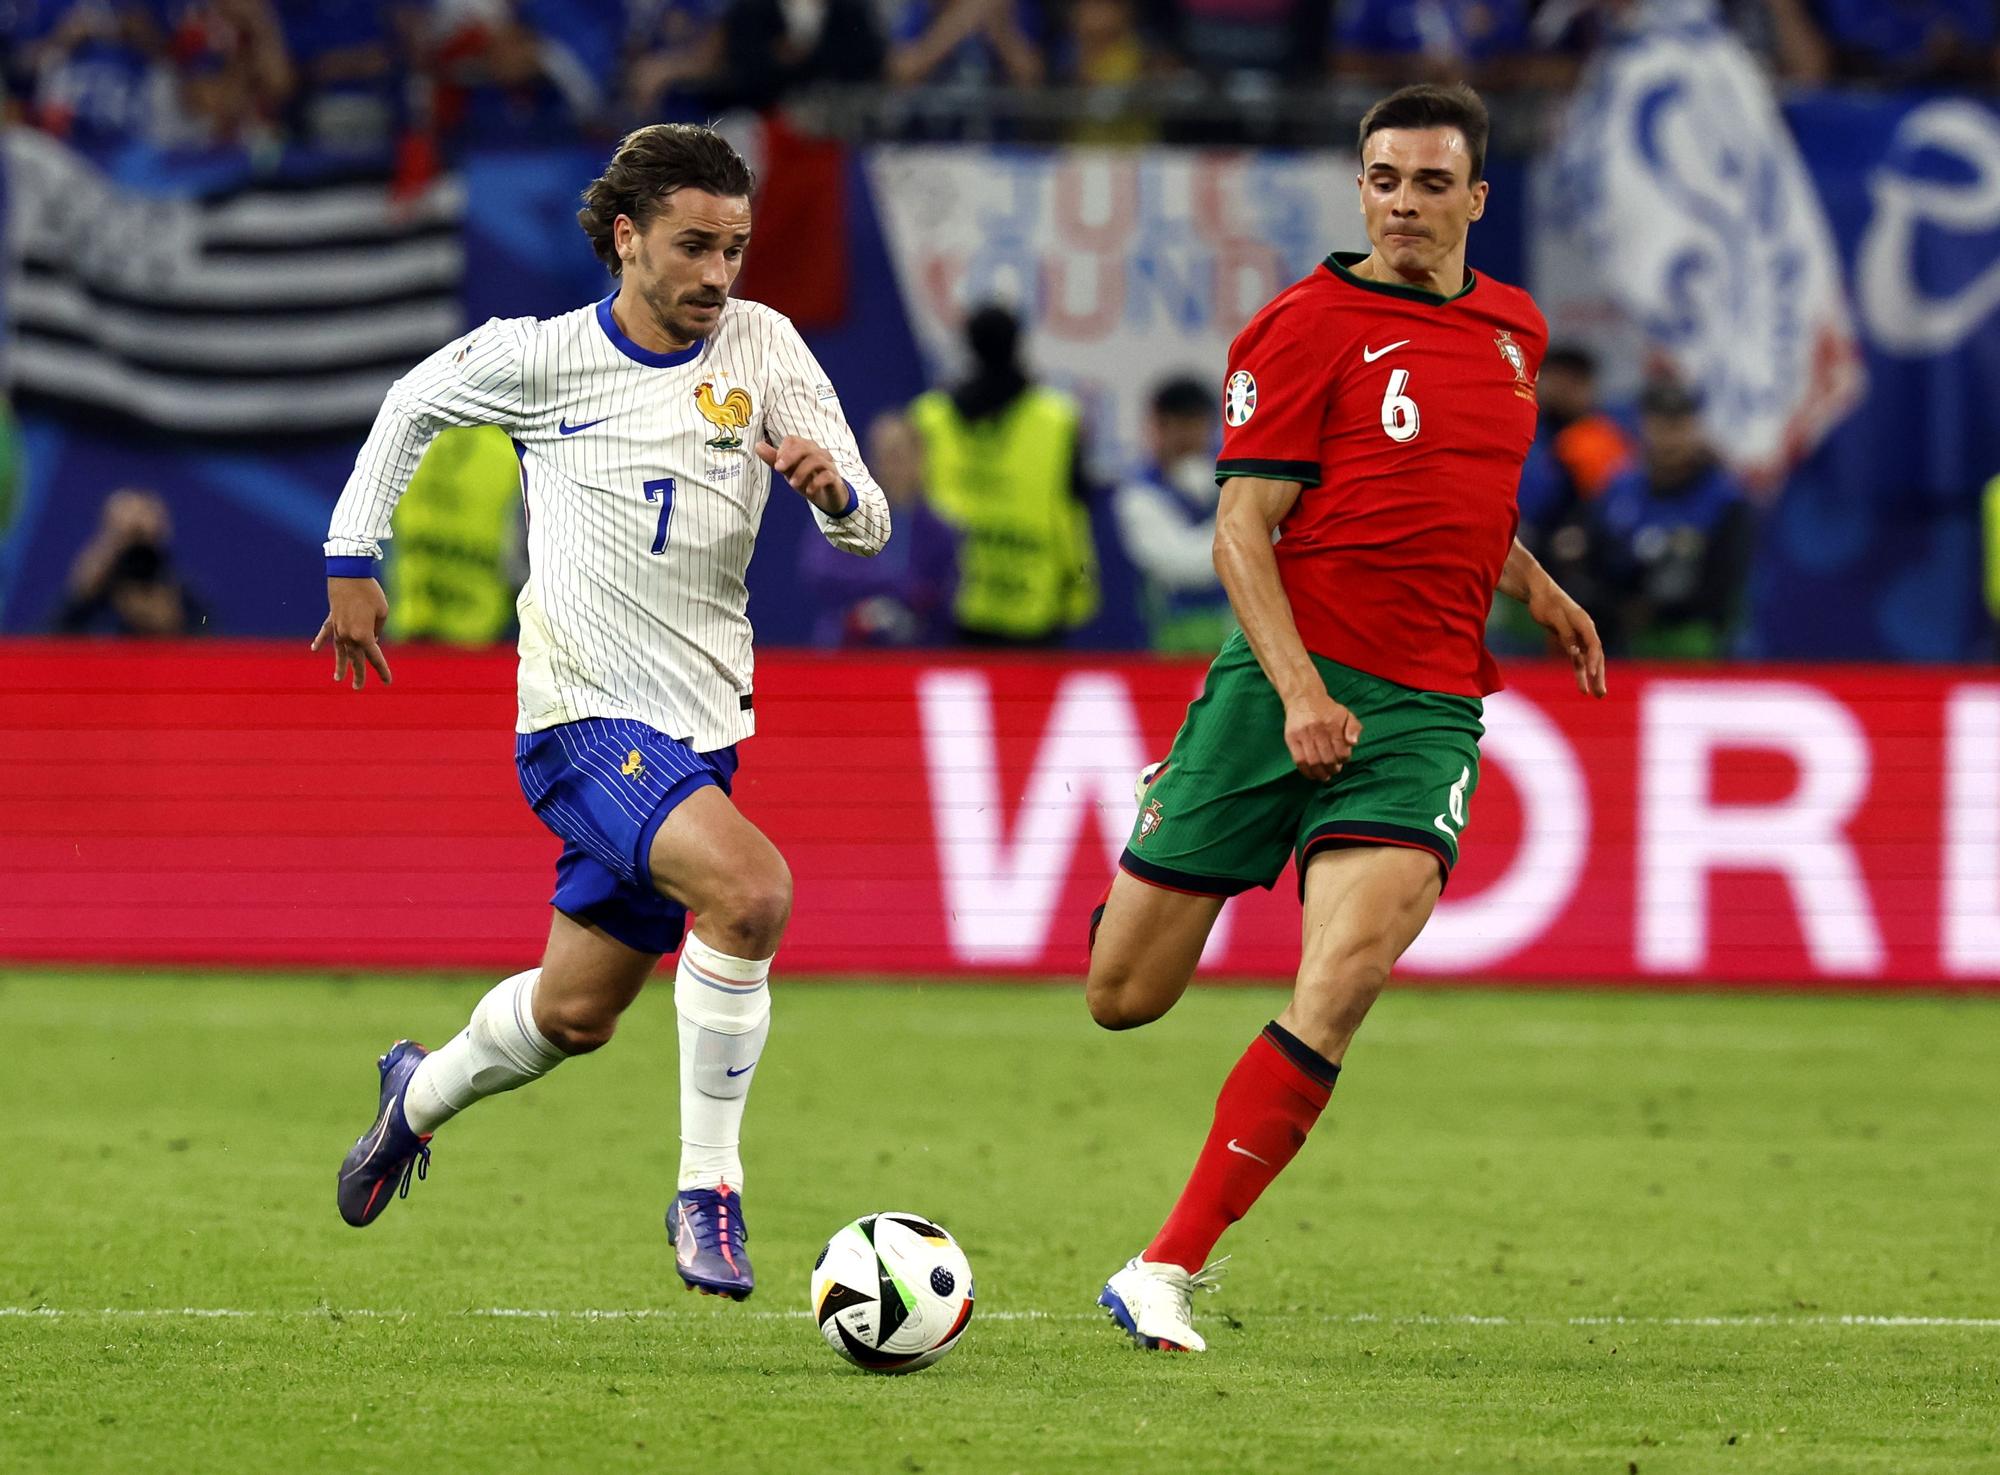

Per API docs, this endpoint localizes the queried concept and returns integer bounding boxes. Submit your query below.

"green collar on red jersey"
[1323,251,1478,305]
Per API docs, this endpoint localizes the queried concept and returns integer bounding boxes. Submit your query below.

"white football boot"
[1098,1255,1228,1352]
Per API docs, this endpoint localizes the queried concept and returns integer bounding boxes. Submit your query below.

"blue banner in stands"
[1760,94,2000,659]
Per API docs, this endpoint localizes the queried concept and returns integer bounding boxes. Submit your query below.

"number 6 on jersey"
[644,477,676,554]
[1380,369,1420,443]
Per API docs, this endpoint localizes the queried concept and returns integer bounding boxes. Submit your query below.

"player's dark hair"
[577,124,755,277]
[1152,376,1213,420]
[1358,83,1490,184]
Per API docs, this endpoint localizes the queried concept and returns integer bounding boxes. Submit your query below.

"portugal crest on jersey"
[695,380,754,450]
[1136,798,1164,844]
[1495,331,1535,402]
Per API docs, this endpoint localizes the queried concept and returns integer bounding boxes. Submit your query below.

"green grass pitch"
[4,971,1997,1474]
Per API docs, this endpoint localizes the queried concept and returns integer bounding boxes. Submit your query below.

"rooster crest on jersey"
[695,380,754,450]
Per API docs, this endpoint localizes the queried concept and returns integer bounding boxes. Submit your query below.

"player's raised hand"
[756,436,847,512]
[312,576,393,690]
[1283,688,1362,782]
[1526,581,1607,698]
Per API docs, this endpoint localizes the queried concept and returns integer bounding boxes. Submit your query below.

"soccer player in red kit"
[1088,82,1608,1352]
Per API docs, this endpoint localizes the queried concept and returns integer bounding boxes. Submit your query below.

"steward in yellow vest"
[1986,472,2000,658]
[909,305,1098,644]
[387,426,524,646]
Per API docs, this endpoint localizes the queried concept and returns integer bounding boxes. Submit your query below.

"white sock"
[674,934,772,1192]
[403,969,566,1136]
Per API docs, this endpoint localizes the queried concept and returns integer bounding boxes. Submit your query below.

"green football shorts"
[1120,632,1485,896]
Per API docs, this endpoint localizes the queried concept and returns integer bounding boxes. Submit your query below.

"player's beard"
[641,274,726,348]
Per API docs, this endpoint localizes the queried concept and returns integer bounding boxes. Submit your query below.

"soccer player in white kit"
[320,124,890,1300]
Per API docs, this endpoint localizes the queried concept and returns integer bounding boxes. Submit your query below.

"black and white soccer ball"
[810,1212,975,1374]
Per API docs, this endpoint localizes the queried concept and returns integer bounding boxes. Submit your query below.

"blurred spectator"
[1332,0,1540,87]
[798,410,959,646]
[1808,0,1997,86]
[518,0,631,124]
[885,0,1046,87]
[722,0,884,111]
[1514,344,1633,619]
[1592,378,1754,659]
[624,0,727,119]
[429,0,613,142]
[386,426,525,646]
[11,0,166,148]
[1113,375,1234,654]
[0,398,18,541]
[56,488,208,636]
[164,0,293,146]
[1168,0,1323,79]
[1055,0,1155,143]
[277,0,410,148]
[910,303,1098,646]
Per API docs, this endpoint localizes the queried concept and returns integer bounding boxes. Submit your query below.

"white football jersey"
[325,295,891,750]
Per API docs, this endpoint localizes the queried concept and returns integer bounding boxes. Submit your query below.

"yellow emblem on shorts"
[621,749,645,778]
[695,381,753,450]
[1136,799,1164,845]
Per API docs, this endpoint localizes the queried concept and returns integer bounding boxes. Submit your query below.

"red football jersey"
[1216,251,1546,696]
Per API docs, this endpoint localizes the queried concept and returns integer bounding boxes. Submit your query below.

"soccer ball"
[810,1212,975,1373]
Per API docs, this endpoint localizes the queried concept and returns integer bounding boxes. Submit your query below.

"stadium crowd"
[3,0,1996,153]
[5,1,1997,657]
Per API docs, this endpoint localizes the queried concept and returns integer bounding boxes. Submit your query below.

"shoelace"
[396,1143,431,1200]
[1189,1256,1230,1294]
[684,1194,748,1254]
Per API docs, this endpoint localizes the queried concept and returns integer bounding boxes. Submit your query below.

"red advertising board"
[2,640,1995,988]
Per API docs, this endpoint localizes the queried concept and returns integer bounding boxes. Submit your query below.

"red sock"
[1145,1024,1338,1272]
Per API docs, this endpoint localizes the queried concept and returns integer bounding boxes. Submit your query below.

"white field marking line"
[2,1308,1996,1329]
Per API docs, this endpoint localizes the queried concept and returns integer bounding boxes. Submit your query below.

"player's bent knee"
[705,867,792,959]
[536,996,622,1055]
[1084,964,1170,1032]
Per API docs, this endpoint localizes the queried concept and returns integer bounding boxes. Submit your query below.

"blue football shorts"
[514,717,739,956]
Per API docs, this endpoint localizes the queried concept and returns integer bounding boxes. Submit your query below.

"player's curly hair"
[577,124,755,277]
[1358,83,1490,184]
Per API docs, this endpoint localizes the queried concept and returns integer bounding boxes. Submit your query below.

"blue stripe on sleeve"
[831,481,860,519]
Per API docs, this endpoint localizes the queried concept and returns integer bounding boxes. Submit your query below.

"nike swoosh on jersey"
[1361,340,1410,363]
[558,416,610,435]
[1225,1138,1271,1165]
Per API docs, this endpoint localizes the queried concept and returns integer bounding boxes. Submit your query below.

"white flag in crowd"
[1545,3,1864,484]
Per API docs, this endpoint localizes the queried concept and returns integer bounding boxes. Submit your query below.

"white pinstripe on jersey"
[326,295,891,750]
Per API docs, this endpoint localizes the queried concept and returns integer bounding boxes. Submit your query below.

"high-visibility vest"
[910,386,1097,639]
[387,426,523,646]
[1985,473,2000,621]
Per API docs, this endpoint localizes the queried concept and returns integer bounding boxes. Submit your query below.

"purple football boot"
[668,1185,754,1299]
[336,1040,433,1227]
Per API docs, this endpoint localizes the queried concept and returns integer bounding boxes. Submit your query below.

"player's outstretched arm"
[314,318,530,691]
[1498,537,1607,698]
[1214,476,1362,781]
[311,576,392,690]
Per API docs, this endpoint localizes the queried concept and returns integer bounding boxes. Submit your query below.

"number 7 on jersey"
[644,477,676,554]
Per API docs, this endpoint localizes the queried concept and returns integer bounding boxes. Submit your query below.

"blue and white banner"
[1539,5,1865,485]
